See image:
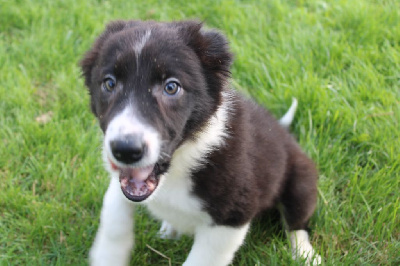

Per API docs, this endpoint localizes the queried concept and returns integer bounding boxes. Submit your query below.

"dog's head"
[81,20,232,202]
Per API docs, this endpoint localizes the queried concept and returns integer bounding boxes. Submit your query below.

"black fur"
[192,96,318,228]
[81,19,317,233]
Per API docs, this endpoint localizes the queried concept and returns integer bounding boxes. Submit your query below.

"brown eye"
[103,77,116,92]
[164,81,181,96]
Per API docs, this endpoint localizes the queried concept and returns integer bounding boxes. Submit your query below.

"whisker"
[161,152,171,159]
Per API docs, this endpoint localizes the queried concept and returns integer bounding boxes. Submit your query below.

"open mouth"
[110,160,160,202]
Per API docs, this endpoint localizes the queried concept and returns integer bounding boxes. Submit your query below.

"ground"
[0,0,399,265]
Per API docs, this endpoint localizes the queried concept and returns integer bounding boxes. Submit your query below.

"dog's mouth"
[110,161,160,202]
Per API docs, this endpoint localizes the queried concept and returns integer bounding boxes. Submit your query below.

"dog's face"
[81,20,232,202]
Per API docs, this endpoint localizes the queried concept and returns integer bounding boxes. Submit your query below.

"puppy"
[81,20,321,266]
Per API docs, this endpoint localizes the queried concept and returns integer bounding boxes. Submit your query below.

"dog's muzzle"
[107,134,161,202]
[104,107,163,202]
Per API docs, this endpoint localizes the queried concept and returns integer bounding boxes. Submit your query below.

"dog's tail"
[279,98,298,129]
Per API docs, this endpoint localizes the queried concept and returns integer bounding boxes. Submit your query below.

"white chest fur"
[144,92,232,234]
[145,172,210,234]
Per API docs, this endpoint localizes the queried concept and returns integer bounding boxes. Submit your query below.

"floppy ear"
[177,21,233,91]
[80,21,128,87]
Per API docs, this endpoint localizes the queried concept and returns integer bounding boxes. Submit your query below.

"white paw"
[158,220,180,240]
[89,232,133,266]
[290,230,322,266]
[292,248,322,266]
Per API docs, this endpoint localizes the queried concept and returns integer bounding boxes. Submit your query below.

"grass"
[0,0,399,264]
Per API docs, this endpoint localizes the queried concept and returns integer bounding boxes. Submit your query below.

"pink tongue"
[126,165,154,182]
[120,165,155,197]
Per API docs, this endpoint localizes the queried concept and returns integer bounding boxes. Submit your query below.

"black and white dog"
[81,20,321,266]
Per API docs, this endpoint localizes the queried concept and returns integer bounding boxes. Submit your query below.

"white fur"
[133,30,151,56]
[279,98,298,128]
[158,220,180,239]
[289,230,322,265]
[183,223,250,266]
[90,178,135,266]
[104,106,160,170]
[145,91,232,233]
[133,30,151,71]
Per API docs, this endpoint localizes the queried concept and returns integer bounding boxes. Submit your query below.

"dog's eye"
[103,77,116,92]
[164,81,181,96]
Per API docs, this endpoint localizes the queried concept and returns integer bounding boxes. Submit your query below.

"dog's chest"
[145,171,211,234]
[145,95,230,233]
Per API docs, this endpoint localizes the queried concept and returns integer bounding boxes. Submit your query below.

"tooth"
[147,182,155,191]
[121,179,128,189]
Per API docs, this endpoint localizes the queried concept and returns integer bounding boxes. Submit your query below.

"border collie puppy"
[81,20,321,266]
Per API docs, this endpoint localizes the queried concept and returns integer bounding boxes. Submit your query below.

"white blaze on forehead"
[133,30,151,73]
[133,30,152,60]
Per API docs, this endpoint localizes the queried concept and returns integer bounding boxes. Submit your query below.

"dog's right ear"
[80,21,128,87]
[175,21,233,95]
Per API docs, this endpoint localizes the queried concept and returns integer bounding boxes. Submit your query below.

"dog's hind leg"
[280,152,321,265]
[183,223,250,266]
[89,178,135,266]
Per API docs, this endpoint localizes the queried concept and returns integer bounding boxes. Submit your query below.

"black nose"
[110,135,146,164]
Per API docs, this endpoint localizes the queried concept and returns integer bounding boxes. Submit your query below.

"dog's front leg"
[90,178,135,266]
[183,223,250,266]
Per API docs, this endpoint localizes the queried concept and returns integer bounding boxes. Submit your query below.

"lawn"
[0,0,399,265]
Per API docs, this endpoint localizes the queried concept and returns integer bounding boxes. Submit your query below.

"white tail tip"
[279,98,298,129]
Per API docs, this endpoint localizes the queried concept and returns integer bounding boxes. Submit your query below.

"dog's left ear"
[177,21,233,88]
[80,21,129,88]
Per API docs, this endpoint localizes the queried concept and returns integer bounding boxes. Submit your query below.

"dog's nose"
[110,135,146,164]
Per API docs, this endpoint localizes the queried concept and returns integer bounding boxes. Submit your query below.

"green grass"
[1,0,399,264]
